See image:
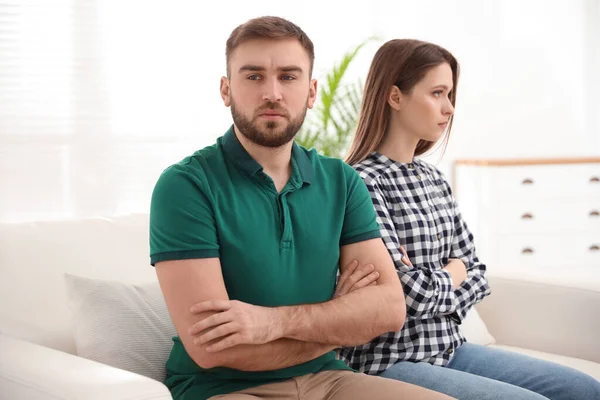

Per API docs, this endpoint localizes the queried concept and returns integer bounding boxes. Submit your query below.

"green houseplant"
[296,38,376,159]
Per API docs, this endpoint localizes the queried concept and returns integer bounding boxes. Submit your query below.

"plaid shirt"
[338,152,491,374]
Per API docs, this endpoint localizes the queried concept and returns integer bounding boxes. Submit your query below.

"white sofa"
[0,215,599,400]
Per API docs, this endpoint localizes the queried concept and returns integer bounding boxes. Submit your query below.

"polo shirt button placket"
[279,192,293,249]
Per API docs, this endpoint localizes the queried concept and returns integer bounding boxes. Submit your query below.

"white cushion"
[459,307,496,346]
[0,214,156,354]
[478,274,600,363]
[64,273,177,383]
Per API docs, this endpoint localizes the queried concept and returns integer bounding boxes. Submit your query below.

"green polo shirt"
[149,125,382,400]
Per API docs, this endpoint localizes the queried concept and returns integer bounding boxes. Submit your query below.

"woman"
[339,38,600,400]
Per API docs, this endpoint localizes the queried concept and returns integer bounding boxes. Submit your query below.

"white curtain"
[0,1,239,223]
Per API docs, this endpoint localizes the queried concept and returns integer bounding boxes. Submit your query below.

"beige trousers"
[209,370,454,400]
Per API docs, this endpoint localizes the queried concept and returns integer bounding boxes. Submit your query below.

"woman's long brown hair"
[345,39,459,165]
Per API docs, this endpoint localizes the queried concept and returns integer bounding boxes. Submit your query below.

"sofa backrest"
[0,214,156,353]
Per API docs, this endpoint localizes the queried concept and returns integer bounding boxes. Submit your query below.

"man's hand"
[335,248,414,298]
[334,259,379,298]
[188,300,283,352]
[444,258,467,290]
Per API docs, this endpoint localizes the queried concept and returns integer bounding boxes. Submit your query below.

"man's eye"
[248,75,261,81]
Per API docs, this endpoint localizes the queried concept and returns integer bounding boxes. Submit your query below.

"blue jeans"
[379,343,600,400]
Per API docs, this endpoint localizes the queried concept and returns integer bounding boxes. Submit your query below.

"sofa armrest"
[0,333,172,400]
[476,272,600,363]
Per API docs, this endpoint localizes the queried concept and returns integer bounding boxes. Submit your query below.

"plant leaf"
[297,36,380,158]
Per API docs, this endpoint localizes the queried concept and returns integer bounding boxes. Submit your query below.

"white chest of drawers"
[453,158,600,271]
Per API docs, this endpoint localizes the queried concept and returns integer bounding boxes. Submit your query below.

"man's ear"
[220,76,231,107]
[307,78,317,109]
[388,85,405,111]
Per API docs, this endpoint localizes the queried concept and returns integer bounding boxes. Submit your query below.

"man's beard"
[230,98,308,148]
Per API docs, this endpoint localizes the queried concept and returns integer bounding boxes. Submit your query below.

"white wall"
[585,0,600,156]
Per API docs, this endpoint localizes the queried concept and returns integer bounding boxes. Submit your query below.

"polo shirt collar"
[222,125,263,177]
[222,125,314,185]
[292,141,313,185]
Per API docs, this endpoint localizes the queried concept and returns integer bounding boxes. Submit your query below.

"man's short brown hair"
[226,16,315,77]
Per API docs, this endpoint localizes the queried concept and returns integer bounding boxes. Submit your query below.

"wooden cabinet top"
[454,157,600,167]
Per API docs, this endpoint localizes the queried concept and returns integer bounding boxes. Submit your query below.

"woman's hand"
[444,258,467,290]
[400,246,413,267]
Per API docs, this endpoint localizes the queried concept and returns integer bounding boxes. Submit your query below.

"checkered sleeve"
[367,182,459,320]
[447,183,492,322]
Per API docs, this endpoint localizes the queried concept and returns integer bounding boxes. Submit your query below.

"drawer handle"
[521,213,534,220]
[590,245,600,252]
[521,247,535,254]
[590,176,600,184]
[590,210,600,217]
[521,178,534,185]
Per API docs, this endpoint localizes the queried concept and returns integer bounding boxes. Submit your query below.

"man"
[149,15,453,400]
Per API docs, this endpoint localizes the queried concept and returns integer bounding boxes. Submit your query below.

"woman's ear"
[388,85,404,111]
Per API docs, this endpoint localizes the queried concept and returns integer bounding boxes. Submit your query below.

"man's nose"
[262,78,283,102]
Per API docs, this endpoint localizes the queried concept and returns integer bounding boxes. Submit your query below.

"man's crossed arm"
[155,238,405,371]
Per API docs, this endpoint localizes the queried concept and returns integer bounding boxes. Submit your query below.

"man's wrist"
[271,306,292,339]
[273,305,308,340]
